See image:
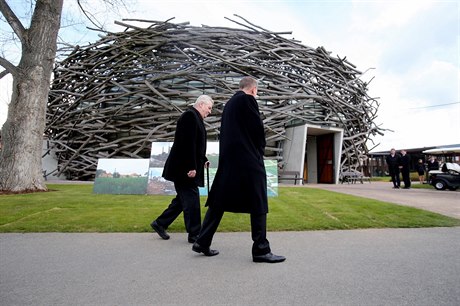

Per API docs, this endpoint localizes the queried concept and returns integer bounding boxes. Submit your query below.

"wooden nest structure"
[46,16,383,180]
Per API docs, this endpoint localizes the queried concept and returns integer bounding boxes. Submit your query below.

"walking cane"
[206,164,210,194]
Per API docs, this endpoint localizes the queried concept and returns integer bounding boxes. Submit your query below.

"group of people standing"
[386,148,412,189]
[150,77,285,264]
[386,149,440,188]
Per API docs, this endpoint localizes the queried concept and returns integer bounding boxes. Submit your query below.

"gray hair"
[239,76,258,90]
[194,94,214,106]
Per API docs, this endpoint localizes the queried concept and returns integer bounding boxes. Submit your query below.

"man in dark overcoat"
[427,156,439,172]
[399,149,411,189]
[426,156,439,184]
[192,77,285,263]
[386,148,401,189]
[150,95,213,243]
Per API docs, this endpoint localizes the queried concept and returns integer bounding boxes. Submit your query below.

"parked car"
[429,162,460,191]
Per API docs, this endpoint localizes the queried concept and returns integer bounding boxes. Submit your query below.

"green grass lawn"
[0,184,458,233]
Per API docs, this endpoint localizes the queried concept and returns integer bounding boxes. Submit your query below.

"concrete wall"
[42,140,65,180]
[306,135,318,183]
[281,124,344,185]
[333,130,344,184]
[281,125,307,184]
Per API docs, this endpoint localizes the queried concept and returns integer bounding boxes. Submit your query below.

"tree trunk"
[0,0,63,192]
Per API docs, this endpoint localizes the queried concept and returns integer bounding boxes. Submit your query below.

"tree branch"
[0,69,10,79]
[0,56,17,78]
[77,0,103,30]
[0,0,27,44]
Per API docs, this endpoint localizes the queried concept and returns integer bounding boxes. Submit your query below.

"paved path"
[303,181,460,219]
[1,229,459,306]
[2,181,459,305]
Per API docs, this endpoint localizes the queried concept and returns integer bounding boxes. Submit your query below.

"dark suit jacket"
[206,91,268,214]
[399,154,411,171]
[427,160,439,171]
[386,154,400,172]
[162,107,207,187]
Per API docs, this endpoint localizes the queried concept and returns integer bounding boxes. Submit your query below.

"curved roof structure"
[46,16,383,180]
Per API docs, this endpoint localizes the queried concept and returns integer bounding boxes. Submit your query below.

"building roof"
[370,144,460,155]
[422,145,460,154]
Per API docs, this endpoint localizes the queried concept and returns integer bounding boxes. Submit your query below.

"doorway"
[282,124,343,184]
[317,134,334,183]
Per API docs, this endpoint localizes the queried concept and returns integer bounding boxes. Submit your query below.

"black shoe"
[192,242,219,256]
[151,221,170,240]
[188,235,198,243]
[253,252,286,263]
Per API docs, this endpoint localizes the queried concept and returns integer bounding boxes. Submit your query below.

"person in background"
[150,95,213,243]
[192,76,285,263]
[399,149,411,189]
[385,148,401,189]
[426,155,440,184]
[416,159,425,184]
[427,156,439,172]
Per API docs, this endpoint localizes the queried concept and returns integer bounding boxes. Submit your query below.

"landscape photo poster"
[93,141,278,196]
[147,142,219,196]
[265,159,279,197]
[93,158,149,194]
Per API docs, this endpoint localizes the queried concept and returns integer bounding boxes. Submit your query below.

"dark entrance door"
[317,134,334,183]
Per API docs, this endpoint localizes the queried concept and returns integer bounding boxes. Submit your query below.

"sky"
[97,158,149,175]
[1,0,459,153]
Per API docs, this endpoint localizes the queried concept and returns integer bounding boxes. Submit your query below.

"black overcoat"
[427,160,439,171]
[399,154,411,171]
[162,107,207,187]
[206,91,268,214]
[386,154,400,172]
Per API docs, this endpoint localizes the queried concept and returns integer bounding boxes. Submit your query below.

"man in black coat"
[192,77,285,263]
[426,156,439,184]
[427,156,439,172]
[399,149,411,189]
[150,95,213,243]
[386,148,401,189]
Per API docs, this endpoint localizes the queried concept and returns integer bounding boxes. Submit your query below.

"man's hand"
[204,161,210,168]
[187,170,197,178]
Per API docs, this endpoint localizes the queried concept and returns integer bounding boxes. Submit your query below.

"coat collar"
[188,106,203,121]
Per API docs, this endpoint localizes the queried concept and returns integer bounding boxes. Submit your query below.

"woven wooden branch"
[46,16,384,180]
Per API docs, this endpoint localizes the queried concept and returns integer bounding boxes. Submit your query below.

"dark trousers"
[401,169,411,188]
[196,205,271,256]
[389,168,400,187]
[154,183,201,237]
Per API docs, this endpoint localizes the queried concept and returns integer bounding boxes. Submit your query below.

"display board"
[94,142,278,196]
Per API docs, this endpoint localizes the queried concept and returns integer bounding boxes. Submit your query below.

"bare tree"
[0,0,64,192]
[0,0,128,192]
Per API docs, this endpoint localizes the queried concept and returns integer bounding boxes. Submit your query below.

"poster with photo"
[93,158,149,194]
[93,141,278,196]
[147,142,174,195]
[146,142,220,196]
[265,159,279,197]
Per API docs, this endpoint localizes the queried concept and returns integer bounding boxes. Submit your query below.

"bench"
[340,170,371,184]
[278,170,303,185]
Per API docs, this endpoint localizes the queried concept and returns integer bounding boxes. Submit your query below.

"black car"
[429,163,460,191]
